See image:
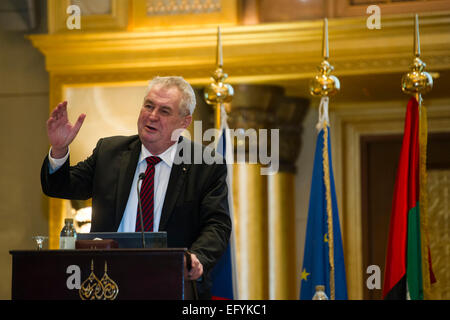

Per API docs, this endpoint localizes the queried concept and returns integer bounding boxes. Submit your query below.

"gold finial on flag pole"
[414,14,421,58]
[204,26,234,131]
[322,17,329,60]
[401,14,433,102]
[217,25,223,69]
[310,18,340,97]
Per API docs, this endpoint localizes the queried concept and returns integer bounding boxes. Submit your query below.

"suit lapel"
[114,137,141,229]
[159,137,191,231]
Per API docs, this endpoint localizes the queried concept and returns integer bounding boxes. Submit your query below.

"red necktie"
[136,156,162,232]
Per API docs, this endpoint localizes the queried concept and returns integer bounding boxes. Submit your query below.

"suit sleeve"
[189,162,232,273]
[40,139,103,200]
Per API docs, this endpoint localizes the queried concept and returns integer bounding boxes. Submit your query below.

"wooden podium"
[10,249,194,300]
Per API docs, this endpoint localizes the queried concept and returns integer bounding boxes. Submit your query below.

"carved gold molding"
[131,0,238,30]
[30,12,450,83]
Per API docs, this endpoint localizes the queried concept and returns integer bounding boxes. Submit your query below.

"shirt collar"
[139,142,177,168]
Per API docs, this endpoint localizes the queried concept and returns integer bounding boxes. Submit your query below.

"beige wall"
[0,8,49,299]
[65,86,145,164]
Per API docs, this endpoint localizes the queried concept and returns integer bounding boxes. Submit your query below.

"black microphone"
[137,172,146,248]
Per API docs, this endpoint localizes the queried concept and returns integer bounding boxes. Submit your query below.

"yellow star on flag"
[324,233,328,242]
[300,268,310,281]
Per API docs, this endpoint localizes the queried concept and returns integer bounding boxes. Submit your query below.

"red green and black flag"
[383,97,436,300]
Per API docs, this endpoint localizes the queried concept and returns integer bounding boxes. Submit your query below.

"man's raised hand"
[47,101,86,159]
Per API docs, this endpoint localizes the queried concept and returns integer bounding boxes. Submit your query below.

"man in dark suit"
[41,76,231,299]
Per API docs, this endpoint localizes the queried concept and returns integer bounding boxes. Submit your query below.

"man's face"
[137,84,192,154]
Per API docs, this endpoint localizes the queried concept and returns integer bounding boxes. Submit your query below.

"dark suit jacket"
[41,135,231,299]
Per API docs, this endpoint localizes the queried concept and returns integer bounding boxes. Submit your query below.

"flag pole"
[204,26,234,132]
[309,18,340,300]
[215,26,224,131]
[203,27,237,300]
[401,14,435,299]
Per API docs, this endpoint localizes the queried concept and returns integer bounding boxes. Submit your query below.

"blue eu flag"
[300,126,347,300]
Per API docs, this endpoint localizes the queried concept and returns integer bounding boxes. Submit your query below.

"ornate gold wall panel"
[335,0,450,17]
[49,0,238,33]
[48,0,129,33]
[131,0,238,30]
[257,0,450,22]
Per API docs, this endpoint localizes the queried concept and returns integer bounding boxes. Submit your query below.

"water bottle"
[312,285,329,300]
[60,218,77,249]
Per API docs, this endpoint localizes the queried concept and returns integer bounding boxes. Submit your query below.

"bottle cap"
[64,218,74,224]
[315,285,325,291]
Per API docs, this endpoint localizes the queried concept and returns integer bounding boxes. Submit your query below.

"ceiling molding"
[29,12,450,79]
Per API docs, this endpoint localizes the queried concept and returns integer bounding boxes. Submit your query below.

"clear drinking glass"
[32,236,48,250]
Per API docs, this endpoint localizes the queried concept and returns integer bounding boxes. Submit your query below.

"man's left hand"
[184,252,203,280]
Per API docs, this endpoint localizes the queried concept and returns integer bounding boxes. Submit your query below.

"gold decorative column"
[227,84,282,299]
[226,85,308,299]
[233,162,269,299]
[268,95,309,299]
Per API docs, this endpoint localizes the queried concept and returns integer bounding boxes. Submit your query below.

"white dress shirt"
[48,142,178,232]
